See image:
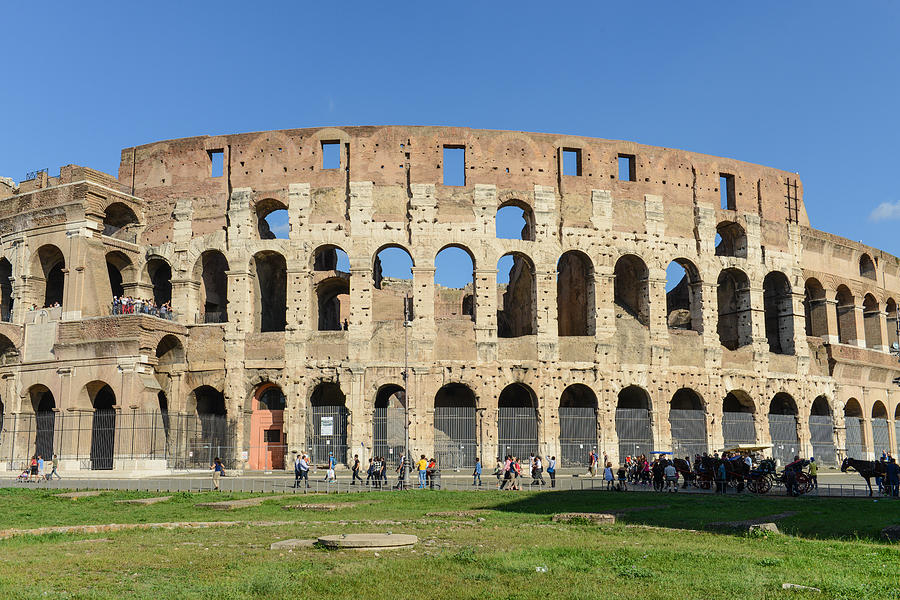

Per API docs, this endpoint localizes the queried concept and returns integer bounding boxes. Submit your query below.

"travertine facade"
[0,126,898,473]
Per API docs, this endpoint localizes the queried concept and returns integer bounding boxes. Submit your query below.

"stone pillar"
[819,298,840,344]
[348,260,373,362]
[536,267,557,361]
[647,274,668,367]
[474,268,497,362]
[875,310,890,353]
[850,304,866,348]
[346,367,366,466]
[411,266,435,360]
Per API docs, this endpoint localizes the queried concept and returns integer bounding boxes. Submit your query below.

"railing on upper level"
[196,311,227,324]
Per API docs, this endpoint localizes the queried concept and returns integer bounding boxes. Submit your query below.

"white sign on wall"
[320,416,334,436]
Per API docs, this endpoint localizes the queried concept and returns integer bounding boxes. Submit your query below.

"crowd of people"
[16,454,61,482]
[494,453,556,490]
[110,296,174,319]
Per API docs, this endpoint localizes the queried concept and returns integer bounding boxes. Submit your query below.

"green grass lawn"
[0,488,897,599]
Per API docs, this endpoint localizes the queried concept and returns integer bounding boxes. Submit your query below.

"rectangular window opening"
[443,145,466,186]
[617,154,636,181]
[208,149,224,178]
[322,141,340,169]
[720,173,736,210]
[562,148,582,176]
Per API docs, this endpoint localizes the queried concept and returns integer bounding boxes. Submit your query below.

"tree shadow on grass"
[481,489,898,543]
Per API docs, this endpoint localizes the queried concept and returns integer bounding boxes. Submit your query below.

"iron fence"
[845,416,864,458]
[558,407,597,467]
[306,405,349,465]
[0,411,240,471]
[373,407,405,462]
[668,409,708,458]
[497,407,538,461]
[809,415,837,466]
[768,414,799,466]
[872,418,890,456]
[615,408,652,459]
[722,412,756,448]
[434,407,476,469]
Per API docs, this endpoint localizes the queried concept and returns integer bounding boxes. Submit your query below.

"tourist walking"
[380,456,388,485]
[664,462,678,492]
[534,455,546,486]
[603,462,614,490]
[293,453,302,488]
[716,461,727,494]
[547,456,556,488]
[473,458,482,486]
[37,456,45,481]
[808,457,818,490]
[211,457,224,490]
[29,456,38,482]
[298,453,310,488]
[365,458,375,486]
[499,456,512,490]
[351,454,362,485]
[617,464,627,491]
[49,454,61,480]
[588,450,597,477]
[394,455,405,489]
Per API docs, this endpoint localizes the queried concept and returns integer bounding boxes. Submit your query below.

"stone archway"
[249,383,286,470]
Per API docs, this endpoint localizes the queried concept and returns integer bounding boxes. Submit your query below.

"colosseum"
[0,125,897,474]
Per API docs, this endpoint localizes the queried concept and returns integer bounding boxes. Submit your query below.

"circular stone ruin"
[316,533,418,550]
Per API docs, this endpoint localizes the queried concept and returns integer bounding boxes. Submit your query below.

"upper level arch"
[496,200,535,241]
[102,202,140,241]
[614,254,649,327]
[32,244,65,308]
[255,198,289,240]
[557,250,595,336]
[715,221,747,258]
[859,253,876,280]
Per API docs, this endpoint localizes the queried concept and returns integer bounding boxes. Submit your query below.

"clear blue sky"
[2,2,898,287]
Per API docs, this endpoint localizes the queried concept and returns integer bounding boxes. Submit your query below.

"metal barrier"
[872,418,890,456]
[373,407,405,462]
[558,407,597,467]
[845,416,864,458]
[497,407,538,461]
[768,414,800,466]
[434,406,476,469]
[306,405,348,464]
[668,409,708,458]
[809,415,837,466]
[722,412,756,448]
[615,408,652,458]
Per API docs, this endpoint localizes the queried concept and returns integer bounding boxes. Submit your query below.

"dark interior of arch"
[769,393,798,415]
[835,287,856,344]
[42,248,65,307]
[614,256,648,326]
[147,259,172,306]
[89,384,116,470]
[434,383,475,408]
[156,335,184,365]
[763,271,794,355]
[872,402,888,419]
[557,252,593,336]
[723,392,754,413]
[810,396,831,416]
[158,391,170,437]
[103,203,139,238]
[200,251,229,321]
[715,222,747,258]
[310,382,346,407]
[194,386,226,415]
[859,254,876,279]
[498,383,536,408]
[258,387,286,410]
[617,386,650,410]
[498,254,535,338]
[107,261,124,297]
[0,334,16,363]
[0,258,12,319]
[844,399,862,417]
[560,384,597,408]
[254,253,287,332]
[317,277,349,331]
[314,246,349,272]
[717,269,751,350]
[666,260,700,331]
[804,279,827,337]
[31,387,55,458]
[671,388,703,411]
[376,384,406,409]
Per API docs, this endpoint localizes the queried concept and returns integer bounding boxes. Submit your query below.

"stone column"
[850,304,866,348]
[535,267,557,361]
[474,268,497,362]
[411,266,436,360]
[819,298,840,344]
[348,259,373,363]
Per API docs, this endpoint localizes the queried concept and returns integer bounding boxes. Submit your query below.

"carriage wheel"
[698,479,711,490]
[757,477,772,494]
[747,479,757,494]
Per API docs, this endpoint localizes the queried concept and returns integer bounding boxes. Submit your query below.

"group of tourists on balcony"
[111,296,174,319]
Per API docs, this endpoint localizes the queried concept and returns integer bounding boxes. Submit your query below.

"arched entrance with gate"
[558,384,598,467]
[86,382,116,470]
[768,393,800,466]
[669,388,707,458]
[497,383,538,460]
[809,396,836,466]
[249,384,286,470]
[434,383,476,469]
[615,386,653,459]
[307,383,348,465]
[374,384,405,462]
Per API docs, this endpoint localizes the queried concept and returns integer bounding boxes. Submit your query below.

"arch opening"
[255,199,289,240]
[307,383,348,465]
[715,221,747,258]
[614,255,649,327]
[86,382,116,470]
[665,259,702,331]
[316,277,349,331]
[497,383,538,460]
[0,258,11,321]
[835,286,857,345]
[863,294,882,350]
[435,246,475,322]
[146,258,172,308]
[615,386,653,459]
[717,268,752,350]
[373,246,414,320]
[804,278,827,338]
[196,251,229,323]
[28,385,56,460]
[249,384,286,470]
[559,384,598,467]
[374,384,405,462]
[434,383,476,469]
[885,298,898,350]
[102,202,139,241]
[496,202,535,241]
[36,245,65,308]
[872,401,891,457]
[186,386,230,468]
[557,251,595,336]
[763,271,795,355]
[768,393,799,466]
[669,388,708,458]
[497,253,535,338]
[809,395,836,466]
[844,398,865,459]
[252,251,286,332]
[859,253,876,280]
[722,391,756,447]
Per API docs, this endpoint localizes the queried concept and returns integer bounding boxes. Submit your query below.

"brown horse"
[840,457,887,496]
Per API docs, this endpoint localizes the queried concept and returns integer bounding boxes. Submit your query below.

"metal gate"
[845,416,864,458]
[768,414,799,466]
[306,405,348,465]
[615,408,652,459]
[872,418,890,456]
[90,409,116,470]
[722,412,756,448]
[35,412,57,459]
[808,415,836,466]
[895,421,900,458]
[559,407,597,467]
[373,407,405,462]
[497,407,538,461]
[434,407,476,469]
[668,409,707,458]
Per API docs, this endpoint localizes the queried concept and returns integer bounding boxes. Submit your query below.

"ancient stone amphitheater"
[0,125,896,474]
